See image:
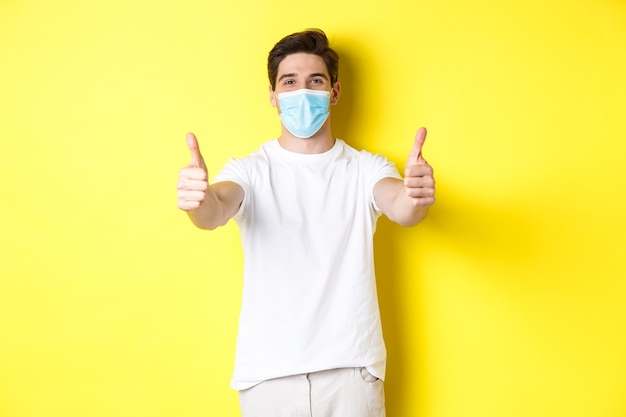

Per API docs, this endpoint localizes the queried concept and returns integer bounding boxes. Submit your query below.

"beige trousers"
[238,367,385,417]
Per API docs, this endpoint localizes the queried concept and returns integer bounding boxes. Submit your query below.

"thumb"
[186,132,206,168]
[407,127,427,166]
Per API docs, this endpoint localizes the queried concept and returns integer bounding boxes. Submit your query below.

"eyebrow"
[278,72,329,82]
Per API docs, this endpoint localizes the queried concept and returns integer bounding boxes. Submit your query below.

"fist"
[177,133,209,211]
[404,127,435,207]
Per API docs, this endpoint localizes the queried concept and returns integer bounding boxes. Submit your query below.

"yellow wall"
[1,0,625,416]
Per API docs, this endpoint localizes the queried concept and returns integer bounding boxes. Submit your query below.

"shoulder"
[338,140,395,170]
[224,139,276,166]
[214,140,276,184]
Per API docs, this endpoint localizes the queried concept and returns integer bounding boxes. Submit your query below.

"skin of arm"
[185,181,244,230]
[373,176,432,227]
[373,128,436,227]
[177,133,244,230]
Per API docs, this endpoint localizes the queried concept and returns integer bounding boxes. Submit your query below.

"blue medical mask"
[277,89,330,138]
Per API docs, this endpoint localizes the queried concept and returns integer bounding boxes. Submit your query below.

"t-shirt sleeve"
[362,151,403,215]
[213,157,251,222]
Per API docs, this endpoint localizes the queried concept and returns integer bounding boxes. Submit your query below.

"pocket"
[358,368,386,416]
[359,367,380,383]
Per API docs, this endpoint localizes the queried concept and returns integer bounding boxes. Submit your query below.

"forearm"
[374,177,434,227]
[187,189,232,230]
[180,180,244,230]
[386,184,430,226]
[177,134,244,229]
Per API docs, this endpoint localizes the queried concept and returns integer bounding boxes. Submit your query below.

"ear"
[330,82,341,105]
[269,85,278,108]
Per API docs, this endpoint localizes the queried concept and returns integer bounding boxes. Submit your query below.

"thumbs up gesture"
[404,127,435,207]
[177,132,209,211]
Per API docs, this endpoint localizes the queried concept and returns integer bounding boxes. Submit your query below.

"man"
[177,29,435,417]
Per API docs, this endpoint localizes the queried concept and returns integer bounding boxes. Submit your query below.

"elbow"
[391,206,429,227]
[189,210,229,230]
[193,217,228,230]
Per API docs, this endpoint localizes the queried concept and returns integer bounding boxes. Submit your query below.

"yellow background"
[1,0,625,416]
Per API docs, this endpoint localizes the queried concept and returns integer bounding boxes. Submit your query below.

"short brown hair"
[267,28,339,90]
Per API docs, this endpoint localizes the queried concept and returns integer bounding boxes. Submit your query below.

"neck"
[278,121,335,154]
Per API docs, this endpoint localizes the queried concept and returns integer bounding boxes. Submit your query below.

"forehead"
[277,52,329,77]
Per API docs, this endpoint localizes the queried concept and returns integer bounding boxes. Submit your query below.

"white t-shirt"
[213,139,402,390]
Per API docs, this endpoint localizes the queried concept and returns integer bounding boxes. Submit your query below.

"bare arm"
[373,128,435,227]
[177,133,244,230]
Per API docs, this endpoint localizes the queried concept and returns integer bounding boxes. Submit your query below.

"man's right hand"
[177,132,209,211]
